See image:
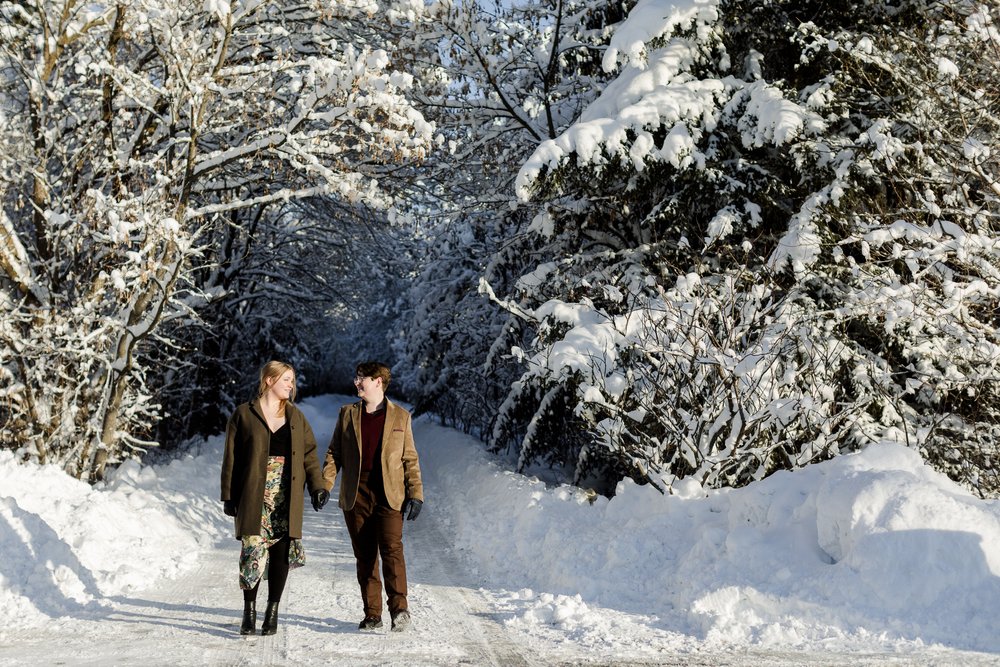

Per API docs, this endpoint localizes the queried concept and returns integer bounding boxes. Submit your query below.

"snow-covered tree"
[486,0,1000,496]
[150,201,387,443]
[392,0,620,432]
[0,1,433,479]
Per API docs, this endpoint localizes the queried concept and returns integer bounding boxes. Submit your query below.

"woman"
[220,361,329,635]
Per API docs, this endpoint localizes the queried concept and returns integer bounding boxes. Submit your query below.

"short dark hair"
[356,361,391,391]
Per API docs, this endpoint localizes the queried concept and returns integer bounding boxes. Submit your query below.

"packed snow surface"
[1,394,999,665]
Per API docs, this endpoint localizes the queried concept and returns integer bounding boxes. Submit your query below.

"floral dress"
[239,421,305,589]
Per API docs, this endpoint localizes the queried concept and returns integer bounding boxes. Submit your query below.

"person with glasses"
[318,361,424,632]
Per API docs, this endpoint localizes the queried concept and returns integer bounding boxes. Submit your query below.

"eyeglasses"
[353,375,369,385]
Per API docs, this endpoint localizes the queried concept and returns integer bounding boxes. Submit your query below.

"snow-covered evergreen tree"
[486,0,1000,495]
[393,0,619,433]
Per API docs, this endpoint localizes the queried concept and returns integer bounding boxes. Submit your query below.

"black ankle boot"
[240,601,256,635]
[260,601,279,635]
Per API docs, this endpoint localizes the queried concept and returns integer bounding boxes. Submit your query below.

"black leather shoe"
[240,601,256,635]
[358,615,383,631]
[390,610,411,632]
[260,601,279,635]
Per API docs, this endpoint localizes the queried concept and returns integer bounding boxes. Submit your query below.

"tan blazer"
[322,399,423,511]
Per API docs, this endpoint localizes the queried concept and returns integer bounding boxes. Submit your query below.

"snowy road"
[0,500,539,666]
[0,500,585,664]
[3,395,1000,666]
[0,500,682,666]
[3,500,992,666]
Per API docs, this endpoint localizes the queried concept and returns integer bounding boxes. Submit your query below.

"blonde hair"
[257,360,296,415]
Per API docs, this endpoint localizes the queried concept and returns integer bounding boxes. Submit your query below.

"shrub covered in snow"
[481,0,1000,495]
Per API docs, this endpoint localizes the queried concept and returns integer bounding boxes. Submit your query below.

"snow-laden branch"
[0,210,49,304]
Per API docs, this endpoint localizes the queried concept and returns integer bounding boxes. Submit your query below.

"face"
[267,370,295,400]
[353,373,381,398]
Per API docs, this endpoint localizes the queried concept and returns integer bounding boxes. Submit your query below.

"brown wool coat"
[220,399,325,539]
[322,399,423,511]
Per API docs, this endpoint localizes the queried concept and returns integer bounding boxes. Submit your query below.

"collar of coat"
[249,398,300,427]
[347,397,402,419]
[345,398,404,441]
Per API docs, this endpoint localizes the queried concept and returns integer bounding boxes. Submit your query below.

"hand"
[223,500,237,517]
[402,498,422,521]
[311,488,330,512]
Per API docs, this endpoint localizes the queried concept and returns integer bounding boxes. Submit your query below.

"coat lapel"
[249,398,267,427]
[381,400,398,451]
[351,401,363,459]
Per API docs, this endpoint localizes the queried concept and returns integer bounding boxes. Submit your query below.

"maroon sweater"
[360,404,386,472]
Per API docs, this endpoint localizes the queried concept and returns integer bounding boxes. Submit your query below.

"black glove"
[311,488,330,512]
[402,498,422,521]
[223,500,237,517]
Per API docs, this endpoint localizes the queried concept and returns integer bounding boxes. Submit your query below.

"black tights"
[243,537,291,604]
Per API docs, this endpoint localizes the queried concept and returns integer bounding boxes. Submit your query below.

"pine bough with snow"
[481,0,1000,496]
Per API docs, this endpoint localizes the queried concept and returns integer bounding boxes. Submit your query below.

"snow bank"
[0,439,226,626]
[416,419,1000,654]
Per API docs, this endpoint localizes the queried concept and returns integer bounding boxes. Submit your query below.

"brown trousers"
[343,473,408,616]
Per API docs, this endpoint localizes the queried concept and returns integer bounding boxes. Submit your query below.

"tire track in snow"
[140,537,285,667]
[283,493,541,665]
[405,511,540,667]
